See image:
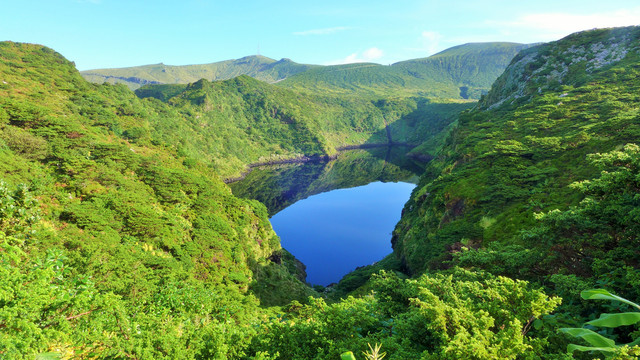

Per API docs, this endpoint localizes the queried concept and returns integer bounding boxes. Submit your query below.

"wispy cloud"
[404,31,444,57]
[486,8,640,40]
[325,47,384,65]
[420,31,442,55]
[293,26,351,36]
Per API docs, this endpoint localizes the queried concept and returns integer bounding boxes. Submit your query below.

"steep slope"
[135,76,471,177]
[81,55,319,90]
[0,41,317,357]
[278,42,532,99]
[392,26,640,286]
[0,41,566,360]
[393,42,535,99]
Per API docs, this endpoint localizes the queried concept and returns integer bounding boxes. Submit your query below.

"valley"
[1,25,640,359]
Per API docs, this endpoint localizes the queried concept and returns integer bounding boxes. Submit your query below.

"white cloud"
[325,47,384,65]
[421,31,443,55]
[362,47,383,60]
[293,26,351,36]
[487,8,640,41]
[404,31,445,57]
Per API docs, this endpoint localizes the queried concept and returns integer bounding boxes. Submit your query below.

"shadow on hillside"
[229,146,424,216]
[360,99,474,161]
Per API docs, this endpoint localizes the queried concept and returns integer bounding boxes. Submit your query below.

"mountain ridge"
[278,42,534,99]
[81,42,533,99]
[81,54,319,89]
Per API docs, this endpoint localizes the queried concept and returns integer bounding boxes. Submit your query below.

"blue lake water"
[229,147,423,286]
[270,181,415,285]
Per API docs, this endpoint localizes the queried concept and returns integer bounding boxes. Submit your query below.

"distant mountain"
[394,42,537,98]
[80,55,319,90]
[81,42,532,99]
[278,42,535,99]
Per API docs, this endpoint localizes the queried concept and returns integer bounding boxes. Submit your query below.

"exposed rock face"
[480,26,640,110]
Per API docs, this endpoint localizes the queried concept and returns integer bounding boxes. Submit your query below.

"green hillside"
[81,55,319,90]
[82,42,530,100]
[134,75,471,177]
[0,41,322,358]
[392,26,640,302]
[393,42,535,98]
[5,25,640,358]
[0,40,565,359]
[278,42,532,99]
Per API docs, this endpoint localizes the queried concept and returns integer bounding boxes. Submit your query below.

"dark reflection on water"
[229,146,424,285]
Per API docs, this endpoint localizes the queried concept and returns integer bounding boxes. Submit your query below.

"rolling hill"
[82,42,532,100]
[279,42,534,99]
[81,55,319,90]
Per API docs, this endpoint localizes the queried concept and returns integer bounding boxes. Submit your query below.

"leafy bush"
[561,289,640,358]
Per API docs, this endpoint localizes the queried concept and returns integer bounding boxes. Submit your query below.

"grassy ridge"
[278,42,532,99]
[81,55,319,90]
[82,42,530,100]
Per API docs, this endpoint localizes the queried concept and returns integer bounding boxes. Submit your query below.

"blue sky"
[2,0,639,70]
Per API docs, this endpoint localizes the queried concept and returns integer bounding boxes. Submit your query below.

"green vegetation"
[82,42,529,100]
[389,25,640,358]
[81,55,319,90]
[250,270,561,359]
[561,289,640,358]
[0,39,480,359]
[393,42,535,99]
[133,75,469,178]
[3,25,640,359]
[0,41,312,358]
[393,25,640,274]
[279,42,531,99]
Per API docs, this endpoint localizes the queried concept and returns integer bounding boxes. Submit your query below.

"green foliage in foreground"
[249,270,562,360]
[341,343,387,360]
[0,41,314,358]
[0,230,272,359]
[6,28,640,358]
[561,289,640,359]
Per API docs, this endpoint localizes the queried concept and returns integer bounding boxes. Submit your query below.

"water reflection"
[270,181,415,285]
[229,146,424,216]
[230,146,425,285]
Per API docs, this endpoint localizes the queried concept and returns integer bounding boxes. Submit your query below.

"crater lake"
[230,146,423,285]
